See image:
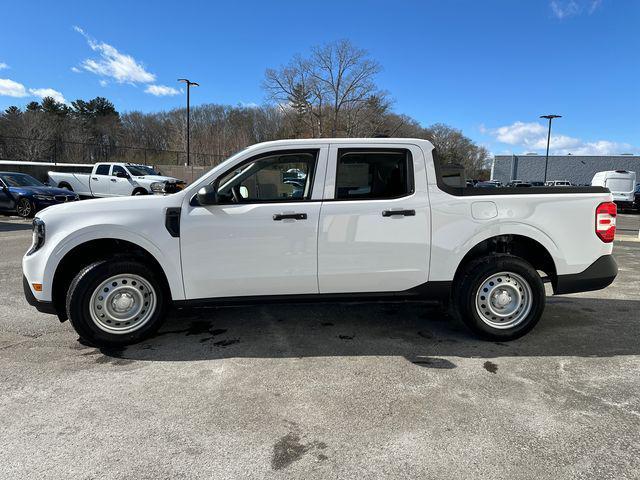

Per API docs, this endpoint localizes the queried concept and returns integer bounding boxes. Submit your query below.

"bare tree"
[264,40,385,137]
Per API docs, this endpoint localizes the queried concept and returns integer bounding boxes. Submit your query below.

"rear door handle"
[382,209,415,217]
[273,213,307,221]
[110,178,117,182]
[92,177,98,181]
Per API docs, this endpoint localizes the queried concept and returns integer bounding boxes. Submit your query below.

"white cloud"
[486,120,635,155]
[550,0,602,19]
[74,26,155,84]
[71,66,81,73]
[240,101,259,108]
[493,121,546,146]
[145,84,181,96]
[99,79,108,87]
[29,87,67,104]
[0,78,28,97]
[0,62,9,70]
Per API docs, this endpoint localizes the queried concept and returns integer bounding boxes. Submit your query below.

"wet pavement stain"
[321,322,334,327]
[338,335,354,340]
[412,357,456,369]
[199,329,228,343]
[483,361,498,374]
[417,330,434,339]
[212,338,240,347]
[186,321,215,336]
[271,432,328,470]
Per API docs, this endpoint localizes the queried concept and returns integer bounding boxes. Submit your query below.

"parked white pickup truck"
[23,138,618,347]
[48,162,184,197]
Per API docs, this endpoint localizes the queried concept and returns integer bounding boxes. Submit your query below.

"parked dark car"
[634,183,640,211]
[475,181,499,188]
[0,172,79,218]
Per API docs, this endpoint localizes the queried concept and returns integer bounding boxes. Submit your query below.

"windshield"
[126,165,160,176]
[0,173,44,187]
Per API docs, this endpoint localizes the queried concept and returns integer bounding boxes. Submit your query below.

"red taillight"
[595,202,617,243]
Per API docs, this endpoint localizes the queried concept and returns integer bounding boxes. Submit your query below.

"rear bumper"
[23,275,57,315]
[554,255,618,295]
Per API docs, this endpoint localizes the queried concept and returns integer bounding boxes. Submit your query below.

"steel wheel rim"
[17,199,31,217]
[89,274,156,334]
[475,271,533,329]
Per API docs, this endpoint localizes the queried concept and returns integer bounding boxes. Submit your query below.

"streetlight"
[540,114,562,182]
[178,78,199,166]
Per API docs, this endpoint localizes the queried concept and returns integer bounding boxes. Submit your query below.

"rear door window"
[335,149,413,200]
[95,164,110,175]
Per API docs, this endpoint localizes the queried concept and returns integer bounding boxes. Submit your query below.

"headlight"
[27,218,45,256]
[150,182,166,194]
[34,194,54,201]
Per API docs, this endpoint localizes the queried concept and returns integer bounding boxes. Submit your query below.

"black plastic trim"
[174,281,452,308]
[165,207,181,237]
[23,275,57,315]
[554,255,618,295]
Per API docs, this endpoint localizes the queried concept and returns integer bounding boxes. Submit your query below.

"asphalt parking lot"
[1,214,639,479]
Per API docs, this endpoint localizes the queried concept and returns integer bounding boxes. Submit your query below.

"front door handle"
[273,213,307,221]
[110,178,117,182]
[92,177,98,181]
[382,209,415,217]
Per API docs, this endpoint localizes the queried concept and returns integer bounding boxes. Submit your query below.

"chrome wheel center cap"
[494,290,511,308]
[112,292,135,313]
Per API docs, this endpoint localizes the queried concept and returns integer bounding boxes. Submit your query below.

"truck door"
[180,146,328,300]
[110,165,134,196]
[317,144,431,293]
[90,164,112,197]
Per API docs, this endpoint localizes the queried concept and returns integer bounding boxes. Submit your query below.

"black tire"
[58,182,73,191]
[66,259,167,347]
[16,197,35,218]
[452,254,545,341]
[132,188,147,196]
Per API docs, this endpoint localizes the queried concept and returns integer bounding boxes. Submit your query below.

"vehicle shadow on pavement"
[99,296,640,363]
[0,220,32,232]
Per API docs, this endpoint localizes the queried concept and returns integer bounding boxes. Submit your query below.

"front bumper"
[23,275,57,315]
[554,255,618,295]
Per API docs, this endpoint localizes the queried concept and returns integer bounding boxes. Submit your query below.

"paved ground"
[1,214,639,479]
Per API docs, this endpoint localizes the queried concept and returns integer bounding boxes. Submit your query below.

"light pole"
[540,114,561,182]
[178,78,199,166]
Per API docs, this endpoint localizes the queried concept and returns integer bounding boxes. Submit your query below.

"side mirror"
[116,171,129,179]
[196,184,218,205]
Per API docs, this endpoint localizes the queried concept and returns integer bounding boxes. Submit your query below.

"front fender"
[29,225,184,302]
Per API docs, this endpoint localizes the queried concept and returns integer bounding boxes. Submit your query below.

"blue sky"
[0,0,638,155]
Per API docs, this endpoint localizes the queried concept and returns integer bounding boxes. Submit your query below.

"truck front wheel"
[453,254,545,340]
[66,259,167,347]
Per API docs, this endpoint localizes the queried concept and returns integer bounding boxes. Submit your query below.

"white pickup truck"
[23,138,618,347]
[48,162,184,197]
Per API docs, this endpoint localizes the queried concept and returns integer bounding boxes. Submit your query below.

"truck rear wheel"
[453,254,545,340]
[66,259,167,347]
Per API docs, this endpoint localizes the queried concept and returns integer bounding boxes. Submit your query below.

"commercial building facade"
[491,154,640,185]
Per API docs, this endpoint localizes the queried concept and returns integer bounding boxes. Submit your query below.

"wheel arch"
[51,237,175,321]
[452,234,558,292]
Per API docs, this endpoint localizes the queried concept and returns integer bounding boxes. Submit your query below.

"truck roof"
[240,138,435,152]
